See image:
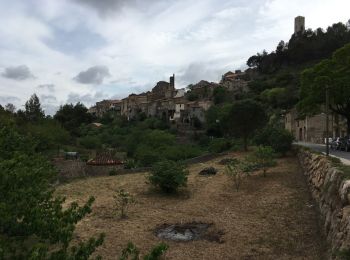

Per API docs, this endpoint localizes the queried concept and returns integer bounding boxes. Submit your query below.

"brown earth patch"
[56,152,328,259]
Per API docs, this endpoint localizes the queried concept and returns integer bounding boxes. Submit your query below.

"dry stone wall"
[298,149,350,257]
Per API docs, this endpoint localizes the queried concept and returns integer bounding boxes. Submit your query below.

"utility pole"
[326,86,330,156]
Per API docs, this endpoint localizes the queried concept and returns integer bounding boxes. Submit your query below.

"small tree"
[221,99,267,151]
[254,126,294,156]
[147,160,189,194]
[114,189,135,219]
[24,94,45,121]
[252,146,277,177]
[225,160,246,191]
[0,125,104,259]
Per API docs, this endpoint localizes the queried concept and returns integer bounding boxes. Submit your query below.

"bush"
[252,146,277,177]
[124,159,138,169]
[114,189,135,218]
[79,135,102,149]
[119,242,168,260]
[135,145,162,166]
[254,126,294,155]
[225,159,247,191]
[109,169,118,176]
[209,138,231,153]
[147,160,189,193]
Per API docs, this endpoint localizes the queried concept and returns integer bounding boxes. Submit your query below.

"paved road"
[297,142,350,165]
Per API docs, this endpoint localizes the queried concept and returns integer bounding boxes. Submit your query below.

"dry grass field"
[56,152,327,260]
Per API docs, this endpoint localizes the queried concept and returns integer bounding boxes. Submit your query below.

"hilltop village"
[88,70,250,126]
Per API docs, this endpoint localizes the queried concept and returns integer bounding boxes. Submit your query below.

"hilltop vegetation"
[245,20,350,114]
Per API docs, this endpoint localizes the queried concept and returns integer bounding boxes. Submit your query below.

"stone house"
[220,70,249,98]
[285,108,347,143]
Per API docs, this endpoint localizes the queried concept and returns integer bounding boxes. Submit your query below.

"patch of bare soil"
[56,152,327,259]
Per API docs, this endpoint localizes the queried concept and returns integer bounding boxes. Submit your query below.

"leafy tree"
[205,104,231,137]
[4,103,16,113]
[0,125,104,259]
[114,189,135,219]
[148,160,189,193]
[208,138,232,153]
[260,87,294,109]
[298,43,350,133]
[24,94,45,121]
[213,86,229,104]
[54,103,93,136]
[25,119,70,151]
[225,159,248,191]
[252,146,277,177]
[222,100,267,151]
[254,125,294,156]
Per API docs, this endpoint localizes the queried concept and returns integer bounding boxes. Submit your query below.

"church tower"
[294,16,305,35]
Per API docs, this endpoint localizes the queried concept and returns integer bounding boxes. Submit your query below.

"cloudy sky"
[0,0,349,114]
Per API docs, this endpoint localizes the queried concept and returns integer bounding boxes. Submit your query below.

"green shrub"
[114,189,135,218]
[252,146,277,177]
[124,159,138,169]
[225,159,247,191]
[119,242,168,260]
[109,169,118,176]
[209,138,231,153]
[135,145,162,166]
[147,160,189,193]
[254,126,294,155]
[79,135,102,149]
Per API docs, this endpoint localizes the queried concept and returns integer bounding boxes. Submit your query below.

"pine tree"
[25,93,45,121]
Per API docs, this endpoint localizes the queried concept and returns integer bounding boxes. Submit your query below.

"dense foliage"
[254,125,294,155]
[221,100,268,151]
[148,160,189,193]
[54,102,94,136]
[0,124,103,259]
[298,43,350,133]
[247,21,350,74]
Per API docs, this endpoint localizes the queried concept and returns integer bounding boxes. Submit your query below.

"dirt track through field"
[56,153,327,259]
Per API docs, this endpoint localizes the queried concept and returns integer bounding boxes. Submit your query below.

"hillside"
[56,152,326,259]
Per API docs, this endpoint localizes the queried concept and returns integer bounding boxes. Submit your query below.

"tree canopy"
[54,103,93,136]
[221,99,267,150]
[298,43,350,133]
[0,124,103,259]
[24,94,45,121]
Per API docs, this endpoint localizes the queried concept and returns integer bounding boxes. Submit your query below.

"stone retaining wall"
[298,149,350,257]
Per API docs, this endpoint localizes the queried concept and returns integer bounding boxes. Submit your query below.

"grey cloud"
[178,62,223,86]
[74,66,110,84]
[40,94,57,103]
[2,65,35,81]
[73,0,127,16]
[0,95,20,104]
[67,92,106,105]
[42,104,59,116]
[38,84,55,92]
[73,0,169,17]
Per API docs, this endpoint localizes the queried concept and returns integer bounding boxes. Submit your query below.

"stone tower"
[169,74,175,89]
[294,16,305,34]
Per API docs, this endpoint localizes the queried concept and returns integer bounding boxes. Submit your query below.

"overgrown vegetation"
[0,124,104,259]
[252,146,277,177]
[254,125,294,156]
[147,160,189,194]
[114,189,135,219]
[119,242,168,260]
